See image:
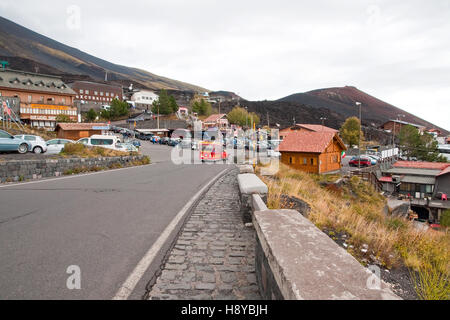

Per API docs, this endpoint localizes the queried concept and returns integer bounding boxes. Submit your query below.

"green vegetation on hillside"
[340,117,364,148]
[399,125,447,162]
[152,89,178,115]
[227,106,260,128]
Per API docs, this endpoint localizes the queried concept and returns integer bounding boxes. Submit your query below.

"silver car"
[46,139,75,154]
[14,135,48,154]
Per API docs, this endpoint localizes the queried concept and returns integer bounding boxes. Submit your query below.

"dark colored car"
[160,137,170,145]
[168,138,180,147]
[349,156,372,167]
[131,140,141,148]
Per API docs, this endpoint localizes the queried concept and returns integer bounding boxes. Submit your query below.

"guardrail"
[237,166,400,300]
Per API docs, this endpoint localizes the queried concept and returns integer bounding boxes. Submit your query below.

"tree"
[152,89,178,115]
[340,117,364,147]
[109,99,129,119]
[55,114,73,123]
[86,109,97,122]
[227,106,260,128]
[191,98,212,116]
[399,125,447,162]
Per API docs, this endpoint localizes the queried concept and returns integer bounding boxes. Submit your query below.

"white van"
[77,135,122,151]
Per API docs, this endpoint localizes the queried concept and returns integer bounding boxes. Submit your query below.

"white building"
[131,90,159,109]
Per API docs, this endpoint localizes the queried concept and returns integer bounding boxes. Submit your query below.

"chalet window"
[311,158,314,166]
[289,157,293,164]
[28,95,32,103]
[303,158,307,165]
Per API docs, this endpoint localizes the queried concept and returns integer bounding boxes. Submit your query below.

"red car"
[349,156,372,167]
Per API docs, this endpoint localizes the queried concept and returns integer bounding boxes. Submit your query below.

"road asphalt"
[0,143,229,300]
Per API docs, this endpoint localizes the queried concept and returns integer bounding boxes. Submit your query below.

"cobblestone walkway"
[147,168,261,300]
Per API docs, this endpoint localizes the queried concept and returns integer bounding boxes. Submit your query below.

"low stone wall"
[0,155,147,183]
[237,165,401,300]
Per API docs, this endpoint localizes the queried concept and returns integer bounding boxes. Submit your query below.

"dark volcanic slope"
[280,86,448,135]
[0,16,207,92]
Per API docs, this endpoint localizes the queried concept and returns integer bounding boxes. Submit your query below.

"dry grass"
[60,143,132,158]
[3,123,57,141]
[260,164,450,300]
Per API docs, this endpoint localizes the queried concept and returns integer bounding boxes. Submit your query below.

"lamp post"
[356,102,362,169]
[320,117,327,129]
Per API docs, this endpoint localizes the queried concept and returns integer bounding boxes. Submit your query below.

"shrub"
[441,210,450,228]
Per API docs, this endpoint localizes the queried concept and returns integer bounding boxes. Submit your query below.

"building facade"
[381,120,426,135]
[279,131,346,174]
[56,123,109,140]
[203,114,229,130]
[0,69,77,128]
[68,81,123,112]
[131,90,159,110]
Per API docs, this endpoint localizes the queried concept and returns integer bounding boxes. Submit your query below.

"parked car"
[77,135,123,151]
[139,133,154,141]
[14,135,48,154]
[365,155,379,166]
[267,150,281,158]
[349,156,372,167]
[168,138,181,147]
[46,139,75,154]
[180,139,192,149]
[130,140,141,148]
[160,137,170,145]
[117,143,139,153]
[0,130,31,154]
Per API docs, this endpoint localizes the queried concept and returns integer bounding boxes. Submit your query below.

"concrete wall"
[237,166,400,300]
[0,155,146,183]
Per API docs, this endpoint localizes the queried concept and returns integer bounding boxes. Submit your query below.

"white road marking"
[112,167,229,300]
[0,164,152,188]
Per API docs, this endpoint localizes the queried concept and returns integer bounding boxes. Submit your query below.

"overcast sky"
[1,0,449,130]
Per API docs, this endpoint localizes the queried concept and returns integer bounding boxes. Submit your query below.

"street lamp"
[356,102,362,169]
[320,117,327,129]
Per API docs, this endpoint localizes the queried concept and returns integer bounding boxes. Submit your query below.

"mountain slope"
[280,86,448,134]
[0,16,207,92]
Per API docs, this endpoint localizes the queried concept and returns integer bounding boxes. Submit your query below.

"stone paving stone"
[147,168,262,300]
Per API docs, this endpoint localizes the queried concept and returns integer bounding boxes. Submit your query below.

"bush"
[441,210,450,228]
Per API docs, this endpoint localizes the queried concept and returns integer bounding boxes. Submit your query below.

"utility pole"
[157,104,160,130]
[267,112,270,128]
[356,102,362,169]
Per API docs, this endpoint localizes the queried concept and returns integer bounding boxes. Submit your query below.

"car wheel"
[18,143,28,154]
[34,147,43,154]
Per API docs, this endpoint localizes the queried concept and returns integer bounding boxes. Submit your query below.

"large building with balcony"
[68,81,123,112]
[0,69,77,128]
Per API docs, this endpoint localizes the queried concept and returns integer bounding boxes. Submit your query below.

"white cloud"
[1,0,449,130]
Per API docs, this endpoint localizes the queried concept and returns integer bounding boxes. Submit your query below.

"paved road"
[0,143,229,300]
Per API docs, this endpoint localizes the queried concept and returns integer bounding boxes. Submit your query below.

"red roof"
[56,123,108,131]
[438,166,450,177]
[393,161,450,171]
[279,131,345,153]
[296,124,338,133]
[204,114,227,123]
